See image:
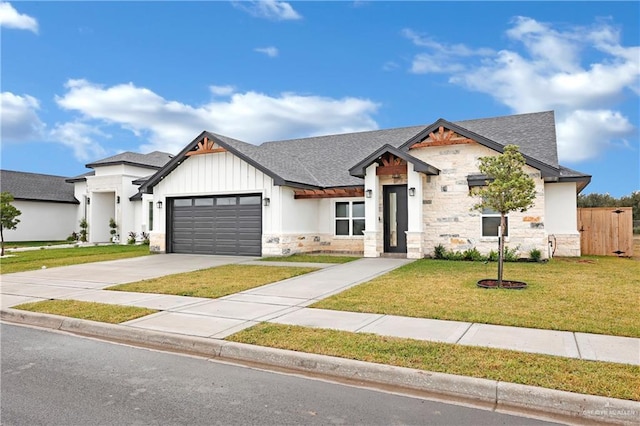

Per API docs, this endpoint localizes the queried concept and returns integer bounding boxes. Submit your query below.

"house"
[65,151,173,243]
[0,170,79,242]
[1,110,589,258]
[136,110,590,259]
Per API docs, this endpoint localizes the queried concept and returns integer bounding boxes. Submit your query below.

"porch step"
[379,253,408,259]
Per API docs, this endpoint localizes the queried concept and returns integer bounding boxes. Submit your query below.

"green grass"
[107,264,318,298]
[13,300,157,323]
[3,240,70,248]
[312,257,640,337]
[228,323,640,401]
[0,245,151,274]
[260,254,360,264]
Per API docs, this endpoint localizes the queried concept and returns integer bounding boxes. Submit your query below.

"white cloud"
[404,17,639,163]
[49,121,108,161]
[54,79,380,154]
[209,85,236,97]
[0,92,45,141]
[254,46,279,57]
[0,2,38,33]
[233,1,302,21]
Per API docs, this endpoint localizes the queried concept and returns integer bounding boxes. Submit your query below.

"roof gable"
[349,144,439,178]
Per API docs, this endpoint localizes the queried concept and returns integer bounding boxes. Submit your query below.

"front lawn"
[106,264,318,298]
[3,240,69,249]
[228,323,639,401]
[0,245,151,274]
[313,257,640,337]
[14,300,157,323]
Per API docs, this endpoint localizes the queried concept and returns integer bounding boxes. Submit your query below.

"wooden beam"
[185,137,228,156]
[376,164,407,176]
[294,187,365,199]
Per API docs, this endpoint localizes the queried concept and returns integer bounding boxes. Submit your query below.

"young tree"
[0,192,22,257]
[470,145,536,287]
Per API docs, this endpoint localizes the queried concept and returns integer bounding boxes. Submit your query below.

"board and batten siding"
[151,152,276,252]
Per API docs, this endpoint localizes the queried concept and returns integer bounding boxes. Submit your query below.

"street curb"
[2,309,638,425]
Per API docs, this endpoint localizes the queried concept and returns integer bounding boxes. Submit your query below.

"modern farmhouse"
[1,111,590,259]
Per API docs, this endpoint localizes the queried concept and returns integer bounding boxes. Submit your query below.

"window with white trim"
[482,207,508,237]
[335,201,365,236]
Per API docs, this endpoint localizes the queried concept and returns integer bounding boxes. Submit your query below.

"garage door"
[170,194,262,256]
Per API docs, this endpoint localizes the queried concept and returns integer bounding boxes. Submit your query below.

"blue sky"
[1,1,638,197]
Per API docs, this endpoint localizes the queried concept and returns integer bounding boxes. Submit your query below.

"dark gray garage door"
[170,194,262,256]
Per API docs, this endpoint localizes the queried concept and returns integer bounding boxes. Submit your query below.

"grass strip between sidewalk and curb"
[12,300,157,324]
[227,323,640,402]
[312,257,640,338]
[106,264,319,298]
[260,254,360,264]
[0,245,151,274]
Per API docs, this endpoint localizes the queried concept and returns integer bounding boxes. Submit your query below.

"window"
[335,201,365,236]
[148,201,153,231]
[482,207,508,237]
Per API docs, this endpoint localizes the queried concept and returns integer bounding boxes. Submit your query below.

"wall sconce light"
[365,189,372,198]
[156,201,163,209]
[86,197,90,205]
[263,197,270,207]
[409,187,416,197]
[116,196,121,204]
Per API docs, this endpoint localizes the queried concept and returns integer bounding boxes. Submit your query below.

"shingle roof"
[86,151,173,169]
[65,171,95,183]
[145,111,589,191]
[0,170,79,203]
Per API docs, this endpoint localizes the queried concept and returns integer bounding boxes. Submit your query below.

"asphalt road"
[1,323,562,426]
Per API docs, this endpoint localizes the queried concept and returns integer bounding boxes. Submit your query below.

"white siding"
[154,152,275,237]
[3,201,77,242]
[545,182,578,234]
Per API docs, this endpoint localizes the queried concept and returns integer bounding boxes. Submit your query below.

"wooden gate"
[578,207,634,256]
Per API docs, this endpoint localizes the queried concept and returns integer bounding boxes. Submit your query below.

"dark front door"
[383,185,408,253]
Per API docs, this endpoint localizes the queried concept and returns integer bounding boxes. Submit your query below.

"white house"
[137,111,590,259]
[65,151,173,243]
[0,170,79,242]
[1,111,590,258]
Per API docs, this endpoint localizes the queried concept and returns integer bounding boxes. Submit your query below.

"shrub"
[127,231,137,245]
[434,244,447,259]
[462,247,484,261]
[503,245,519,262]
[67,231,79,242]
[79,218,88,242]
[529,248,542,262]
[487,250,499,262]
[141,232,150,245]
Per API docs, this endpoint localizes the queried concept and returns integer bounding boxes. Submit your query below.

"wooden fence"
[578,207,634,257]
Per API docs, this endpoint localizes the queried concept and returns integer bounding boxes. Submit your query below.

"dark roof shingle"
[0,170,78,203]
[86,151,173,169]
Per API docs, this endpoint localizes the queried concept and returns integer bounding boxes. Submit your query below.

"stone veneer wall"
[549,233,581,257]
[149,232,166,253]
[412,144,549,259]
[262,234,364,256]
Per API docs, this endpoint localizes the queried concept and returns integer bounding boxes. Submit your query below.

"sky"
[1,1,638,197]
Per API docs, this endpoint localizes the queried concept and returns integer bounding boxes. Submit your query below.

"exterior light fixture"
[409,187,416,197]
[86,197,90,205]
[116,196,121,204]
[365,189,372,198]
[263,197,270,207]
[156,201,163,209]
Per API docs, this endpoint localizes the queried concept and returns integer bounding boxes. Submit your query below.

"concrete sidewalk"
[1,255,638,365]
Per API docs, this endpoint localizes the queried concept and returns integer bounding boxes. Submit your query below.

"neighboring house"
[66,151,173,243]
[0,170,79,242]
[137,110,590,259]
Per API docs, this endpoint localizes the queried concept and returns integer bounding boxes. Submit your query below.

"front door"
[383,185,408,253]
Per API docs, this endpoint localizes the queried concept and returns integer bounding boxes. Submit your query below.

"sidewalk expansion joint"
[572,332,583,360]
[354,314,387,333]
[455,322,474,344]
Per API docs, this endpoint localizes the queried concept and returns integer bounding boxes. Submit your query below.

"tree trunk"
[498,214,506,288]
[1,225,4,257]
